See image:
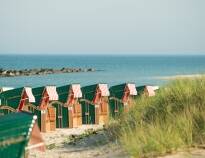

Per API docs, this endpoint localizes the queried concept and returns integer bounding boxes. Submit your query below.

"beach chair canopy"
[57,85,71,103]
[81,84,98,101]
[57,84,82,104]
[46,86,58,101]
[98,84,110,97]
[0,112,45,158]
[81,84,109,102]
[32,86,58,107]
[109,83,137,99]
[0,87,35,110]
[71,84,82,98]
[127,83,137,95]
[24,87,35,103]
[146,86,156,96]
[136,85,157,96]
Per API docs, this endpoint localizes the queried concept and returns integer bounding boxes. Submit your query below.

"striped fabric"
[98,84,110,96]
[127,84,137,95]
[71,84,82,98]
[146,86,155,96]
[46,86,59,101]
[24,87,35,103]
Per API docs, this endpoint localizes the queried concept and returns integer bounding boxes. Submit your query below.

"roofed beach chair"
[32,86,58,132]
[51,84,82,128]
[81,84,110,125]
[109,83,137,117]
[0,87,35,115]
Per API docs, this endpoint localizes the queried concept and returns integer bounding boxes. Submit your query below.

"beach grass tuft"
[108,77,205,157]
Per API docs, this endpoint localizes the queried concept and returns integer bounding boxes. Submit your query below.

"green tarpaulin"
[0,112,37,158]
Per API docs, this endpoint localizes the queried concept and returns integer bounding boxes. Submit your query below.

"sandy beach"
[158,149,205,158]
[29,125,128,158]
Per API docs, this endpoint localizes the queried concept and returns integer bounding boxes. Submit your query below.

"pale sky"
[0,0,204,55]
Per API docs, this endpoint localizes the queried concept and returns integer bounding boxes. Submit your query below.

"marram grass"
[108,77,205,158]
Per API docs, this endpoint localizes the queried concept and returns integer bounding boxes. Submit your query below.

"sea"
[0,55,205,88]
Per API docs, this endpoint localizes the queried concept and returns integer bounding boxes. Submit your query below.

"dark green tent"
[0,112,45,158]
[109,83,137,117]
[0,87,35,115]
[81,84,110,125]
[52,84,82,128]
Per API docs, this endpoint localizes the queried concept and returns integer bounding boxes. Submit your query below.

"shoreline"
[0,67,96,78]
[154,74,205,80]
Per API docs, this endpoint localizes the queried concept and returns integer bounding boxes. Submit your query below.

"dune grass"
[108,77,205,157]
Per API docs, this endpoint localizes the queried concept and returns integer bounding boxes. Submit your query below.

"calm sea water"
[0,55,205,88]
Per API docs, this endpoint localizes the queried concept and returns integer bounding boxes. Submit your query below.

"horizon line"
[0,52,205,56]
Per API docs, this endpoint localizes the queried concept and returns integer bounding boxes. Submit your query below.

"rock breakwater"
[0,67,95,77]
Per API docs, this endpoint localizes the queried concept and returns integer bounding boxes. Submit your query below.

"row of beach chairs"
[0,83,158,158]
[0,83,159,133]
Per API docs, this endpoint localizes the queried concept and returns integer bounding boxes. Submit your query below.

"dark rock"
[6,70,11,74]
[87,68,95,72]
[0,68,3,73]
[61,67,65,71]
[15,72,20,76]
[0,67,95,77]
[9,72,15,76]
[2,70,7,75]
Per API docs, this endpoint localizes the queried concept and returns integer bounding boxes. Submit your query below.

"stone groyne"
[0,67,95,77]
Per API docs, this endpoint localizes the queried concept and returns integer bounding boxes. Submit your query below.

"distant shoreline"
[0,67,96,78]
[155,74,205,80]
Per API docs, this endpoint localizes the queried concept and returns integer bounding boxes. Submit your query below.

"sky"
[0,0,204,55]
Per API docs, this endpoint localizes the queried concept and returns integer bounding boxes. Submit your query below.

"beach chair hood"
[127,83,137,95]
[45,86,58,101]
[71,84,82,98]
[24,87,35,103]
[98,84,110,97]
[146,86,155,96]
